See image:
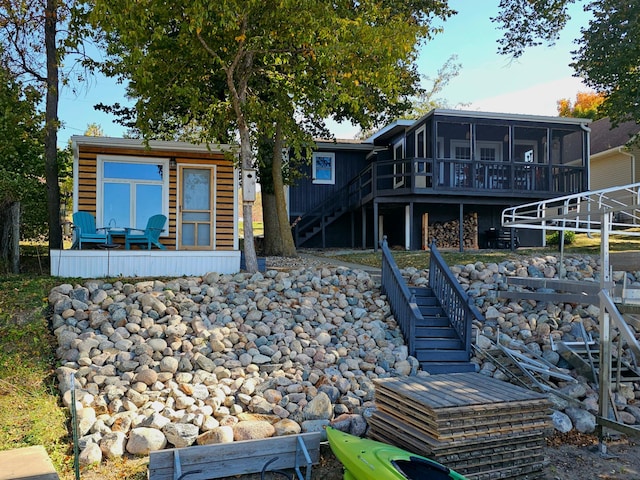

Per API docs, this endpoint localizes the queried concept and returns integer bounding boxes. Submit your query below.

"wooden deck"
[369,373,552,480]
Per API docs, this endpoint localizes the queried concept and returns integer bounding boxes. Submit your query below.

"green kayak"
[326,427,468,480]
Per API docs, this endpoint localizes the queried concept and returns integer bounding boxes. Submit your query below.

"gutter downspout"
[581,123,593,237]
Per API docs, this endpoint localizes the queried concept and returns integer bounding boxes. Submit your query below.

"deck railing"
[372,157,585,195]
[380,237,421,354]
[427,241,482,358]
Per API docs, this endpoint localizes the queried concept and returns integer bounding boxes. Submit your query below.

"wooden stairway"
[410,286,477,374]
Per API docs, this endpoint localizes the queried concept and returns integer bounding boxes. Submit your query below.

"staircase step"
[415,349,470,362]
[415,338,464,350]
[418,306,445,316]
[419,316,451,327]
[420,362,478,375]
[415,326,459,338]
[414,296,439,307]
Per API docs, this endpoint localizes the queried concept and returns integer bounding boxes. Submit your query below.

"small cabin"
[51,136,240,278]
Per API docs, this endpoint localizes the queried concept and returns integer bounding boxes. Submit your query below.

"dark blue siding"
[288,149,369,217]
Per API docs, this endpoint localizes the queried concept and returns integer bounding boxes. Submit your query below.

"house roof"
[364,109,593,146]
[71,136,237,155]
[589,117,640,156]
[314,138,375,151]
[426,108,593,126]
[364,119,414,144]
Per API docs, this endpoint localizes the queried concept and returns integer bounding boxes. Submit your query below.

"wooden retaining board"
[148,432,321,480]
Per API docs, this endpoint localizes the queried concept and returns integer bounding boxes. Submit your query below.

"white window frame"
[475,141,503,162]
[414,125,426,158]
[97,155,170,234]
[312,152,335,185]
[393,139,405,188]
[450,139,471,160]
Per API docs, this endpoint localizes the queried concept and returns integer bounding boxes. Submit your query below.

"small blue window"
[312,152,335,185]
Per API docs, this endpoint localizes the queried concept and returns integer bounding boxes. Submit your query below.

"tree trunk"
[45,0,62,250]
[239,125,258,273]
[271,124,296,257]
[261,192,282,255]
[0,202,21,274]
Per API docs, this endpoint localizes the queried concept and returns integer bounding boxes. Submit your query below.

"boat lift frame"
[502,182,640,446]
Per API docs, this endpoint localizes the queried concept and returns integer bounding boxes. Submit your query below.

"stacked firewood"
[429,212,478,249]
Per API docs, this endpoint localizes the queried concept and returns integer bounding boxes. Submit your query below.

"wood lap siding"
[77,152,97,214]
[77,145,235,251]
[216,163,235,250]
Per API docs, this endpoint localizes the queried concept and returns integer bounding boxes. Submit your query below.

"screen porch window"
[99,158,169,231]
[312,152,335,184]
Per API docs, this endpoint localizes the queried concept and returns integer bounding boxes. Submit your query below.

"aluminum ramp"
[501,181,640,446]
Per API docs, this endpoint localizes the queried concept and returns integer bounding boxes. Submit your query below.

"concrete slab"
[0,446,59,480]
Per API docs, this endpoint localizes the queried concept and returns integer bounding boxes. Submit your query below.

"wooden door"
[179,166,215,250]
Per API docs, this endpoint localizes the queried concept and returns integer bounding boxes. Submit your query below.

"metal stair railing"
[502,181,640,234]
[428,241,483,360]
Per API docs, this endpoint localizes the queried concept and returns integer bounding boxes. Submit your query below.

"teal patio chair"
[124,214,167,250]
[71,211,111,249]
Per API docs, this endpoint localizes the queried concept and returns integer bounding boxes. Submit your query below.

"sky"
[57,1,592,146]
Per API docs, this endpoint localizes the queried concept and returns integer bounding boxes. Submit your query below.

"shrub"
[546,230,575,246]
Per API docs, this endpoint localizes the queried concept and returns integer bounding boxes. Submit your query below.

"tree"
[0,59,46,271]
[402,54,464,119]
[0,0,91,251]
[492,0,640,127]
[572,1,640,126]
[92,0,454,270]
[557,91,605,119]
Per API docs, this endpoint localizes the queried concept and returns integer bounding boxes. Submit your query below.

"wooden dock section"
[369,373,552,480]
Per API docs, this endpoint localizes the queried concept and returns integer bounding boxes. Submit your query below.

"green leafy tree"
[492,0,640,127]
[0,0,92,250]
[92,0,454,269]
[572,1,640,126]
[0,60,46,270]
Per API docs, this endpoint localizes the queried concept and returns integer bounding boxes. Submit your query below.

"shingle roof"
[590,117,640,155]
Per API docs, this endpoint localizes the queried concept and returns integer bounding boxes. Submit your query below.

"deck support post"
[361,205,367,249]
[458,203,464,253]
[373,201,379,251]
[405,204,411,251]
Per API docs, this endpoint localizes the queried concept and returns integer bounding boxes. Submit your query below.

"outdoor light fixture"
[169,158,177,169]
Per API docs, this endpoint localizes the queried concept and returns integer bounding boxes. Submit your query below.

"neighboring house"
[290,109,591,250]
[51,136,240,278]
[589,117,640,191]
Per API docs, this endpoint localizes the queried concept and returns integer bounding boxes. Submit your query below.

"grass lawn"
[319,231,640,269]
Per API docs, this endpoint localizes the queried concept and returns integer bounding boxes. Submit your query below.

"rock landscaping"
[48,253,640,466]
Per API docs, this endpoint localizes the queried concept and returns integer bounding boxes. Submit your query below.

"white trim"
[177,164,218,250]
[414,125,426,158]
[450,139,471,159]
[71,135,236,154]
[96,155,170,234]
[429,108,593,126]
[476,141,503,162]
[50,249,241,278]
[312,152,335,185]
[393,139,405,188]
